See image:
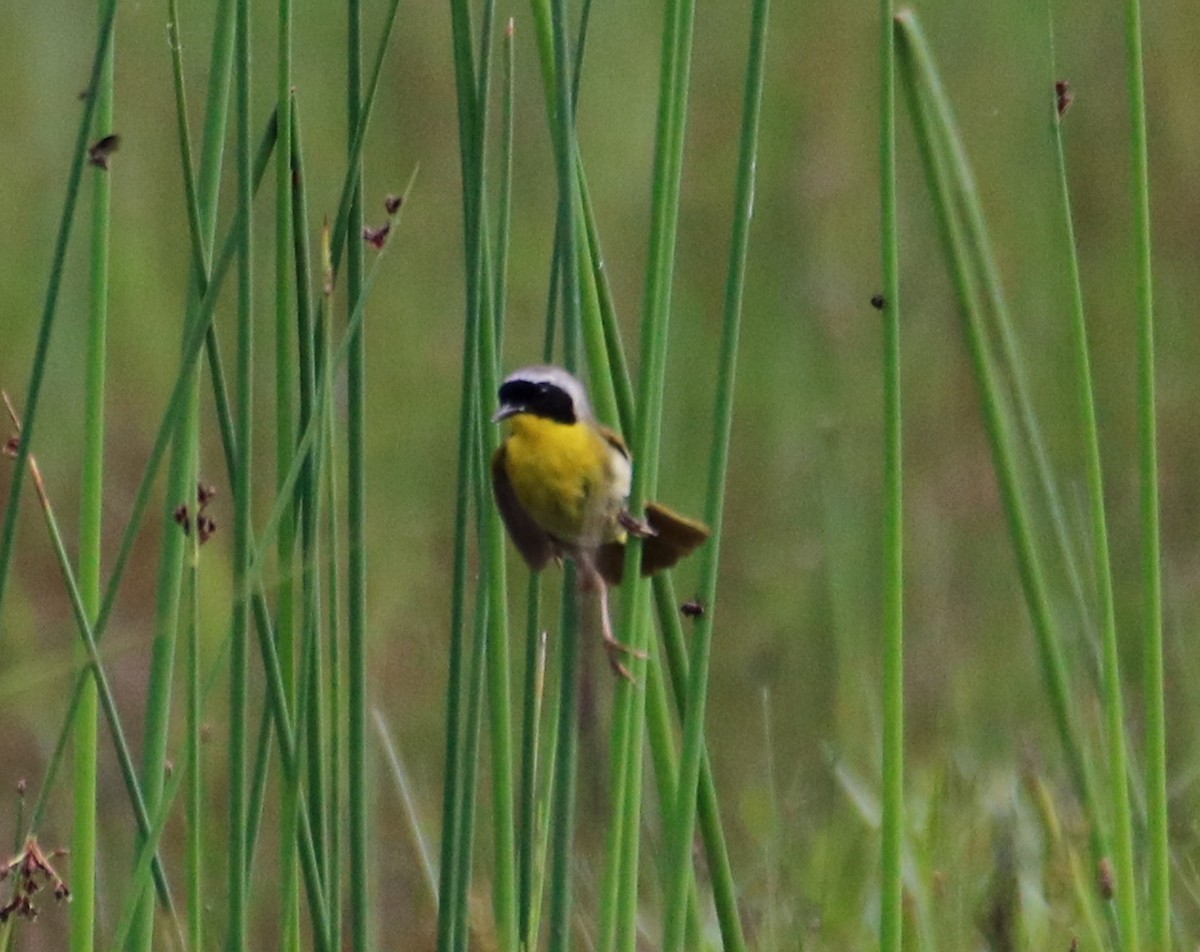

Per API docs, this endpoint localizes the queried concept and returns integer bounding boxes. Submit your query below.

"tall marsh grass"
[0,0,1187,949]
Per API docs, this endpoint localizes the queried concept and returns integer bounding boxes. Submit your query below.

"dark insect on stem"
[362,222,391,249]
[87,133,120,170]
[197,483,218,509]
[1055,80,1074,119]
[197,514,217,545]
[1097,857,1115,900]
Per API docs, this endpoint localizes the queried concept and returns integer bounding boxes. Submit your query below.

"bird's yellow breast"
[501,414,629,547]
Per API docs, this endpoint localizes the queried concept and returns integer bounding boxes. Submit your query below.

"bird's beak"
[492,403,520,423]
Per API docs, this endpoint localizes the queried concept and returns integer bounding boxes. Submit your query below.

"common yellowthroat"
[491,365,710,678]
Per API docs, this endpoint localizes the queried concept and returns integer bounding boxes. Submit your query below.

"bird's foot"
[603,631,648,683]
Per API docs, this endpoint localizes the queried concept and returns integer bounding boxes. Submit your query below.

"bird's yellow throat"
[501,414,621,546]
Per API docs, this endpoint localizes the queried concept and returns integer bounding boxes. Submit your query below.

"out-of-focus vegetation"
[1,0,1199,947]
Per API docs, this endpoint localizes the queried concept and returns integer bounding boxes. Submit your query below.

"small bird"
[491,365,710,678]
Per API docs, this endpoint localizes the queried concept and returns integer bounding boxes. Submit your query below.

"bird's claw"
[603,634,648,684]
[619,509,657,538]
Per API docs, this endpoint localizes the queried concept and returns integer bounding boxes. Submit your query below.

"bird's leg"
[618,509,657,538]
[584,560,647,683]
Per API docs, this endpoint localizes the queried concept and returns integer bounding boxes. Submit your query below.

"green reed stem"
[246,172,416,602]
[227,0,253,945]
[185,480,204,952]
[540,3,587,951]
[661,1,767,949]
[435,250,481,952]
[321,281,345,948]
[132,0,213,928]
[173,0,236,946]
[168,37,336,945]
[440,3,484,950]
[71,2,114,947]
[0,399,183,944]
[345,0,372,940]
[639,614,705,946]
[329,0,404,281]
[111,764,186,952]
[1047,16,1139,950]
[471,13,521,945]
[0,0,118,630]
[878,0,903,950]
[454,415,496,952]
[526,618,561,947]
[446,1,520,948]
[115,622,240,952]
[497,12,531,949]
[231,164,414,950]
[547,566,581,952]
[517,582,545,947]
[22,107,275,893]
[493,19,514,352]
[275,0,301,943]
[909,34,1094,657]
[1122,0,1167,942]
[375,711,439,906]
[598,0,697,945]
[575,132,747,952]
[437,128,478,952]
[895,4,1107,876]
[291,101,332,939]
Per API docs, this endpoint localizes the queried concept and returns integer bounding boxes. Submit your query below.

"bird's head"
[493,365,592,425]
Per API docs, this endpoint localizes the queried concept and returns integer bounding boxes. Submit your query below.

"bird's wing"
[491,445,556,571]
[641,502,711,576]
[594,503,710,584]
[595,541,625,587]
[596,423,631,460]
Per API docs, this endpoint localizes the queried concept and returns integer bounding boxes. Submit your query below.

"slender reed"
[435,211,484,952]
[71,1,114,946]
[597,0,699,944]
[0,0,118,626]
[345,0,372,942]
[1047,16,1139,949]
[442,3,521,950]
[170,0,237,947]
[227,0,254,944]
[20,114,277,887]
[473,15,522,952]
[321,269,345,946]
[453,423,494,952]
[1121,0,1167,943]
[111,767,186,951]
[517,584,545,947]
[660,0,768,949]
[291,101,332,945]
[538,7,586,952]
[185,474,204,952]
[894,11,1107,870]
[165,35,340,943]
[878,1,903,951]
[0,396,184,946]
[572,109,747,952]
[275,0,302,944]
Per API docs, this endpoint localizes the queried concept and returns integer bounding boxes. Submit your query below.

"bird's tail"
[595,502,710,586]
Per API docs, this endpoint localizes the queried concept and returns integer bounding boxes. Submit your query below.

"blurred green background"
[1,0,1199,946]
